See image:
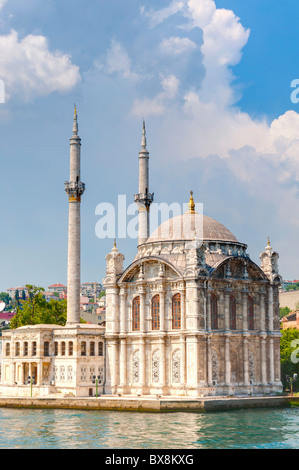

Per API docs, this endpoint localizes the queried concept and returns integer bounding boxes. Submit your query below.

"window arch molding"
[172,293,181,330]
[151,294,160,330]
[210,293,218,329]
[230,294,237,330]
[248,295,254,330]
[132,296,140,331]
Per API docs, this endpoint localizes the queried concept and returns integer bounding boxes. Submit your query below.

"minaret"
[65,106,85,324]
[134,121,154,245]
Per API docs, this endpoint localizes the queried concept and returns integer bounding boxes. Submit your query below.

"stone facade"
[103,234,283,397]
[103,127,283,398]
[0,324,105,397]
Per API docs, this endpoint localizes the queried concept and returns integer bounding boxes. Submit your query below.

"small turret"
[259,237,281,282]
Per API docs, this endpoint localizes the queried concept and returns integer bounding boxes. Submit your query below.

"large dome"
[146,212,238,244]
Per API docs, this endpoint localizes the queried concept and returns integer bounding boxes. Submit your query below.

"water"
[0,407,298,449]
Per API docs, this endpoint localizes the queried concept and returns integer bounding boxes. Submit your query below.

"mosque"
[0,110,283,398]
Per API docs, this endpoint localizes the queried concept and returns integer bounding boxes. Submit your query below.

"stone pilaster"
[225,335,231,386]
[243,337,249,386]
[261,336,267,386]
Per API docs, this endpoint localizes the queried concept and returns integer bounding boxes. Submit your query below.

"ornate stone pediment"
[118,257,182,284]
[211,257,266,281]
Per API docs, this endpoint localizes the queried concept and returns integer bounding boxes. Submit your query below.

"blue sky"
[0,0,299,292]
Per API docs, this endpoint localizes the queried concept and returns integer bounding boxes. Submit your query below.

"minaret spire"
[73,103,78,135]
[134,121,154,246]
[65,106,85,324]
[141,119,147,150]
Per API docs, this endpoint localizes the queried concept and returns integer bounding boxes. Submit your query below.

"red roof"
[48,284,67,288]
[0,312,16,320]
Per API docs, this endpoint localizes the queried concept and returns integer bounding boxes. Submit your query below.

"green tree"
[10,285,67,329]
[280,306,292,319]
[280,328,299,391]
[0,292,12,309]
[14,290,19,306]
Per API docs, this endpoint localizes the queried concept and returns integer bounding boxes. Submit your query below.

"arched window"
[132,296,140,331]
[98,342,103,356]
[90,342,95,356]
[15,342,20,356]
[5,343,10,356]
[68,342,73,356]
[61,342,66,356]
[54,342,58,356]
[211,294,218,329]
[248,296,254,330]
[230,295,237,330]
[32,341,37,356]
[44,342,49,357]
[81,341,86,356]
[172,293,181,329]
[23,342,28,356]
[152,295,160,330]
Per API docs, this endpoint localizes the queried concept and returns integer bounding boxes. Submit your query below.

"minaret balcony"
[65,181,85,202]
[134,192,154,207]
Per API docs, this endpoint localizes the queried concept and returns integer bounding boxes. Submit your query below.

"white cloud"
[185,0,216,29]
[141,1,185,27]
[135,0,299,232]
[0,0,8,10]
[131,74,179,117]
[0,30,80,101]
[94,39,139,82]
[160,36,197,55]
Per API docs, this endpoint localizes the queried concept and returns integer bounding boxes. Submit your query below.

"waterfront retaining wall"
[0,396,297,412]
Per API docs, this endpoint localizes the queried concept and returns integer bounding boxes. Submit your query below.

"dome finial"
[188,190,195,213]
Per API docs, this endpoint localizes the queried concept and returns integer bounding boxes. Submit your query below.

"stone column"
[268,285,274,331]
[21,363,24,385]
[181,290,186,330]
[139,338,146,388]
[243,337,249,386]
[207,336,213,386]
[261,337,267,386]
[37,362,43,386]
[119,338,127,387]
[242,289,248,331]
[107,340,119,392]
[120,288,127,334]
[206,291,211,331]
[180,335,186,386]
[224,292,230,330]
[139,288,146,333]
[160,337,166,389]
[225,336,231,386]
[160,291,166,332]
[269,337,275,385]
[260,291,266,332]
